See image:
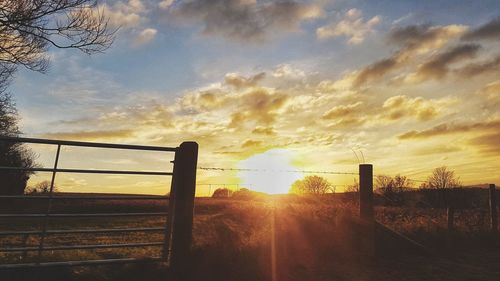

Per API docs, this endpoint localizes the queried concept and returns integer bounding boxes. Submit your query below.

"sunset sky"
[9,0,500,195]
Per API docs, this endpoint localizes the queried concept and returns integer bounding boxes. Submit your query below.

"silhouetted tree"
[0,92,36,195]
[422,166,461,189]
[0,1,113,195]
[0,0,114,87]
[375,174,413,205]
[420,166,462,207]
[290,175,332,195]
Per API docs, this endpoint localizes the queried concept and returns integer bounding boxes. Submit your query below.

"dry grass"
[1,195,500,281]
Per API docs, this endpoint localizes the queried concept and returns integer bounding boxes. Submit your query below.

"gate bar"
[0,257,163,269]
[0,242,164,252]
[0,195,169,200]
[0,227,166,236]
[0,212,168,218]
[0,136,177,152]
[0,166,173,176]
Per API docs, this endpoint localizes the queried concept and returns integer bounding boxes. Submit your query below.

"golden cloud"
[322,102,363,120]
[409,44,481,82]
[224,72,266,89]
[382,95,441,121]
[317,8,381,44]
[398,119,500,139]
[41,129,135,141]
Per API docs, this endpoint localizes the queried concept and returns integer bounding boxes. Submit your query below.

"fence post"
[359,164,374,256]
[447,206,455,231]
[359,164,374,221]
[167,142,198,276]
[490,184,497,233]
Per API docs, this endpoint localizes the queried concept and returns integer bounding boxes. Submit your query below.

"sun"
[237,149,303,194]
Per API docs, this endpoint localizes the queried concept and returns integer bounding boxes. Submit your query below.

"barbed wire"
[198,166,359,175]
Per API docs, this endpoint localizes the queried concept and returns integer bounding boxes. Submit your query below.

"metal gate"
[0,136,198,272]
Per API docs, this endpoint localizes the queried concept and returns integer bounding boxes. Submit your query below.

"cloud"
[408,44,481,82]
[252,126,276,135]
[475,80,500,109]
[272,64,306,79]
[468,133,500,154]
[353,24,468,86]
[322,102,363,120]
[170,0,322,43]
[316,8,381,44]
[412,144,462,156]
[241,139,263,148]
[158,0,174,9]
[477,80,500,100]
[388,24,467,53]
[462,17,500,41]
[353,57,399,86]
[100,0,146,29]
[41,130,135,141]
[224,72,265,89]
[456,54,500,77]
[398,119,500,139]
[382,95,441,121]
[133,28,158,46]
[229,88,288,127]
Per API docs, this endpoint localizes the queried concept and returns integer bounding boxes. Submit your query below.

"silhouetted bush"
[290,175,332,195]
[212,188,233,198]
[375,175,413,206]
[25,181,58,194]
[231,188,266,200]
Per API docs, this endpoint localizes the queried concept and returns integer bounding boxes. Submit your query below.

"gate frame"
[0,136,198,273]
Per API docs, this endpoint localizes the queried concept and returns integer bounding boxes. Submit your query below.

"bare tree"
[375,174,413,205]
[290,175,332,195]
[344,178,359,193]
[0,0,114,83]
[423,166,461,189]
[0,1,113,194]
[420,166,462,207]
[375,175,393,191]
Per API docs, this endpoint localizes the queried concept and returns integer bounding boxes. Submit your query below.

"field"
[1,194,500,281]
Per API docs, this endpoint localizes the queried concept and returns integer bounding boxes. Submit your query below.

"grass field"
[1,194,500,281]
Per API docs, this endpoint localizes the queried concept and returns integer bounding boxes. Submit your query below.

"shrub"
[289,175,332,195]
[25,181,57,194]
[212,188,233,198]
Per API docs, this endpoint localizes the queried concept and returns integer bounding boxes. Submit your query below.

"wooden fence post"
[447,206,455,231]
[490,184,497,232]
[167,142,198,276]
[359,164,374,221]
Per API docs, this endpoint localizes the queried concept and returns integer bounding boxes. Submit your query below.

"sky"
[8,0,500,195]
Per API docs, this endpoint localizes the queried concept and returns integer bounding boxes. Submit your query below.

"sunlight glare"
[237,149,303,194]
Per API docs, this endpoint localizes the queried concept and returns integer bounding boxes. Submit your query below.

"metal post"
[490,184,497,232]
[37,144,61,263]
[359,164,373,221]
[359,164,374,256]
[167,142,198,275]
